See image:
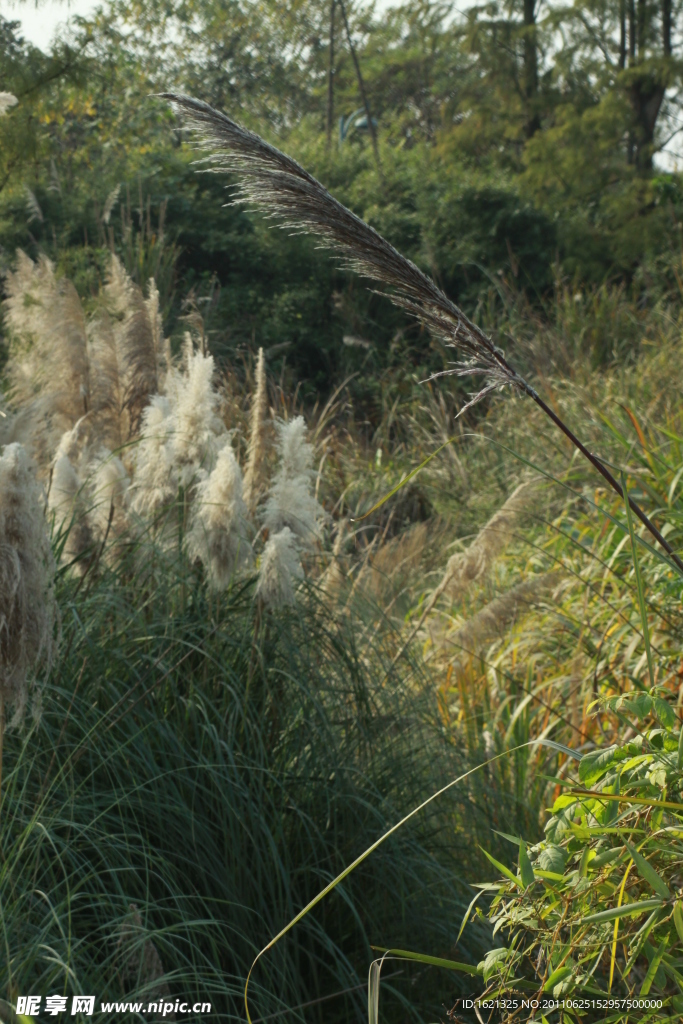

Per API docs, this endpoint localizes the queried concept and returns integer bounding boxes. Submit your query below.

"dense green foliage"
[3,0,683,389]
[5,2,683,1023]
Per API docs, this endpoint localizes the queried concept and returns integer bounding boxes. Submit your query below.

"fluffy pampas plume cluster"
[0,444,58,800]
[187,442,252,590]
[242,347,268,516]
[2,247,327,605]
[264,417,325,542]
[130,347,227,519]
[257,417,325,609]
[256,527,303,608]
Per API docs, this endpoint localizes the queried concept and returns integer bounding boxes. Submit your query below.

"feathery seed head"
[162,94,532,415]
[256,527,303,609]
[166,349,226,484]
[243,347,268,515]
[263,417,325,544]
[186,441,252,590]
[0,444,57,723]
[129,396,176,518]
[88,449,130,542]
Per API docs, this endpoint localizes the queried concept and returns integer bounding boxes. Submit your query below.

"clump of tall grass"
[0,529,496,1022]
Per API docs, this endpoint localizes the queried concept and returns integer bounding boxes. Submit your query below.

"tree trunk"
[522,0,540,137]
[338,0,382,171]
[637,0,646,56]
[631,78,665,170]
[326,0,336,145]
[619,0,626,69]
[662,0,672,55]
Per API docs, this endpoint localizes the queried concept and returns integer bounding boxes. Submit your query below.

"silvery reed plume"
[243,347,268,516]
[256,527,304,609]
[186,441,253,590]
[162,93,683,574]
[263,417,325,544]
[0,444,58,804]
[257,416,325,607]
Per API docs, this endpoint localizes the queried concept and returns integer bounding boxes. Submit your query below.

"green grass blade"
[370,948,481,976]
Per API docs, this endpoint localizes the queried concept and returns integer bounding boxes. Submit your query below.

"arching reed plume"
[243,347,268,516]
[0,444,58,805]
[162,94,683,573]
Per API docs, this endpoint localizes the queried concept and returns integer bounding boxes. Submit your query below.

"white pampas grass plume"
[186,442,252,590]
[0,444,57,743]
[169,349,225,481]
[263,417,325,545]
[24,186,43,224]
[256,527,303,608]
[0,93,18,116]
[88,449,129,544]
[129,396,176,518]
[145,278,171,387]
[102,184,121,225]
[243,347,268,515]
[3,252,91,466]
[48,427,93,570]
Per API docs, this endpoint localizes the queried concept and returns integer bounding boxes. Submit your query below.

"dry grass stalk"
[243,347,268,515]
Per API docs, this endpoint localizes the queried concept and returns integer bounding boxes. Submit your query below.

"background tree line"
[2,0,683,395]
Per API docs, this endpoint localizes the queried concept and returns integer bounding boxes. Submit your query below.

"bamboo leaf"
[582,898,663,925]
[480,847,522,888]
[624,841,671,899]
[457,888,486,943]
[543,965,572,993]
[370,947,481,976]
[640,935,669,996]
[519,842,535,888]
[674,901,683,944]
